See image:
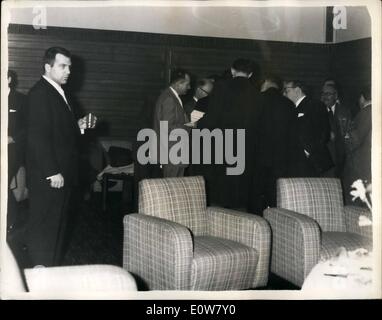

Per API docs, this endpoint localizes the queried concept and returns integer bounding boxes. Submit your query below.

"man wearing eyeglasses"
[283,80,333,177]
[320,82,352,178]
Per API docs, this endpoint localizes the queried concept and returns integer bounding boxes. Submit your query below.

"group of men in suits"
[152,57,371,214]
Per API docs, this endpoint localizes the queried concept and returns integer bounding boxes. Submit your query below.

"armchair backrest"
[138,176,208,235]
[277,178,346,232]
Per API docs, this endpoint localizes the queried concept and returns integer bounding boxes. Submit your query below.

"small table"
[302,248,373,296]
[102,172,134,212]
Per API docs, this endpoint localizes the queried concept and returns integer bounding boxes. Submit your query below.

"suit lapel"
[41,78,79,133]
[168,88,189,123]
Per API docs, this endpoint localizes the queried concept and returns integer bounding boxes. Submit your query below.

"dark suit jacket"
[257,87,296,177]
[26,77,80,187]
[290,96,333,175]
[153,87,190,165]
[199,77,261,208]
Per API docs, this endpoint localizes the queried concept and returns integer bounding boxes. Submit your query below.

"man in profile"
[26,47,94,267]
[283,80,333,177]
[153,68,191,177]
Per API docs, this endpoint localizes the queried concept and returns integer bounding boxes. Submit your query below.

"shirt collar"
[327,103,336,113]
[362,102,372,109]
[169,86,183,107]
[42,75,68,105]
[295,95,306,107]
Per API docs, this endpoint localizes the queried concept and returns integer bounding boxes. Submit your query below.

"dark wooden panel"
[8,24,341,139]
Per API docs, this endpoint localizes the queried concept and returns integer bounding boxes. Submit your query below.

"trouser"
[26,181,72,267]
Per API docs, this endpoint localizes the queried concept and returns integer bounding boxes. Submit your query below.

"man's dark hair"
[232,58,253,75]
[323,78,343,99]
[285,79,309,95]
[170,68,189,84]
[360,84,371,101]
[322,83,339,94]
[43,47,72,67]
[262,73,283,89]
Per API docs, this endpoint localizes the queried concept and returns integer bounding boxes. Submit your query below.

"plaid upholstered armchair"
[123,176,271,290]
[264,178,373,287]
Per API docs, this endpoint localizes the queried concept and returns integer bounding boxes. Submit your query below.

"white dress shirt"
[43,75,70,108]
[328,103,336,114]
[295,95,306,108]
[42,75,71,180]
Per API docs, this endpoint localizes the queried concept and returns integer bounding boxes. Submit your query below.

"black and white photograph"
[0,0,381,301]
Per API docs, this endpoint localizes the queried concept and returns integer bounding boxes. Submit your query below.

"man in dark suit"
[250,75,296,213]
[320,82,352,178]
[25,47,93,267]
[7,70,28,239]
[200,58,261,210]
[153,68,191,177]
[343,85,372,206]
[283,80,333,177]
[184,78,214,116]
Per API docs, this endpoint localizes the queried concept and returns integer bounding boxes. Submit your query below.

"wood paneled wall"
[8,24,368,140]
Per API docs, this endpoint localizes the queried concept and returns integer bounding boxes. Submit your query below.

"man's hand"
[78,117,87,130]
[8,136,15,144]
[47,173,64,188]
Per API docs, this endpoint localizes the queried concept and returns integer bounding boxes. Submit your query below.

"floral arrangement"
[350,179,372,226]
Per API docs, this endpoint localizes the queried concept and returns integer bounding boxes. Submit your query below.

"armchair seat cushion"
[320,232,372,261]
[191,236,258,290]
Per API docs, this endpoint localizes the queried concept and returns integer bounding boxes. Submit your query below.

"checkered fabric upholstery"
[320,232,373,261]
[207,207,271,287]
[139,176,207,236]
[277,178,346,232]
[190,236,258,290]
[344,206,373,240]
[264,178,374,287]
[123,176,271,290]
[123,214,193,290]
[264,207,321,287]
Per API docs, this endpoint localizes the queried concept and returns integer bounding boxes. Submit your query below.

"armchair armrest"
[206,207,271,287]
[263,208,321,287]
[24,265,137,294]
[344,205,373,240]
[123,214,193,290]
